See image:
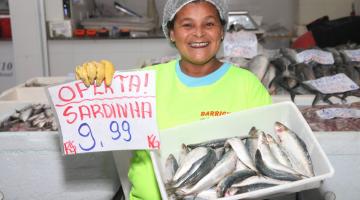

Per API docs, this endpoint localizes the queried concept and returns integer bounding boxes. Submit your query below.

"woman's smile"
[169,1,224,74]
[189,41,209,48]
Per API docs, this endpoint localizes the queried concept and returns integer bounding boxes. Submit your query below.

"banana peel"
[86,62,97,85]
[94,61,105,87]
[75,60,115,87]
[75,63,90,87]
[101,60,115,86]
[75,65,81,80]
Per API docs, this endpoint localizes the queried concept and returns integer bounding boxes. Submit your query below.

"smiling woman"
[169,1,224,76]
[74,0,272,199]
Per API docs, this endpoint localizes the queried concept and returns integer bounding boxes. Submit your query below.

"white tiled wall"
[48,39,178,76]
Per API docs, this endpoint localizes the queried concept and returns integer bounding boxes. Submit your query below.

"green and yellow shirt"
[128,59,271,200]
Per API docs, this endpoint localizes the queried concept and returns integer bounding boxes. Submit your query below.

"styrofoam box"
[0,76,72,102]
[150,101,334,200]
[0,102,120,199]
[20,76,72,86]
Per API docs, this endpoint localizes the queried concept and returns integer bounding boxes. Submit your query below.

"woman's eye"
[182,23,192,28]
[206,22,215,27]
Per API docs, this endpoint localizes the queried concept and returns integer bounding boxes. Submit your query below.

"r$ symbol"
[64,140,77,155]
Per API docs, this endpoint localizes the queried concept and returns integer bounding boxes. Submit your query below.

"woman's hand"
[75,60,115,87]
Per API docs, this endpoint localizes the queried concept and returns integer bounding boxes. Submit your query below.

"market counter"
[0,131,120,200]
[314,131,360,200]
[0,77,359,199]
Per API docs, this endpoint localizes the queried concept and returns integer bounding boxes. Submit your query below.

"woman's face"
[170,1,223,66]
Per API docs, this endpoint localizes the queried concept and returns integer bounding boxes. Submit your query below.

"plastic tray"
[0,76,71,102]
[150,101,334,200]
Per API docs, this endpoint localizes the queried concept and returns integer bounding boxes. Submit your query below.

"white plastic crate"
[0,101,120,199]
[0,76,71,102]
[150,101,334,200]
[21,76,72,87]
[0,87,49,102]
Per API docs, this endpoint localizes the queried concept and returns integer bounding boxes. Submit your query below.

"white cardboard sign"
[297,49,334,64]
[316,108,360,119]
[224,31,258,59]
[344,49,360,62]
[47,70,160,155]
[303,73,359,94]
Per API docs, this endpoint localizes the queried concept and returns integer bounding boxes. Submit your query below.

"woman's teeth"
[190,42,209,47]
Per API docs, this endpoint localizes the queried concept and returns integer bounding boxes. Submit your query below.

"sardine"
[235,159,249,171]
[214,147,225,161]
[10,112,20,120]
[27,112,45,122]
[225,137,257,172]
[255,150,302,181]
[247,55,269,81]
[216,169,257,197]
[245,127,259,162]
[171,147,209,184]
[274,122,315,177]
[178,143,190,166]
[32,104,45,115]
[44,108,53,118]
[280,48,298,64]
[176,150,238,196]
[169,147,217,188]
[295,62,316,81]
[255,132,303,181]
[313,64,336,79]
[325,47,343,66]
[270,57,301,101]
[232,175,290,187]
[164,154,179,184]
[187,136,250,149]
[266,134,292,168]
[19,107,33,122]
[0,104,58,132]
[261,63,277,94]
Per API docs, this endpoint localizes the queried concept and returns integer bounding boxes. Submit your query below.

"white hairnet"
[162,0,228,41]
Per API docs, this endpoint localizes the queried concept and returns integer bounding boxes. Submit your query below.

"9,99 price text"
[77,120,132,152]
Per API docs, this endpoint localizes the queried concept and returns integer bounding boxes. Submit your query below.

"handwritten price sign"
[47,70,160,155]
[316,108,360,119]
[303,73,359,94]
[297,49,334,64]
[344,49,360,62]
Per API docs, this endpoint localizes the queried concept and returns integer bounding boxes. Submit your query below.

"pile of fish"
[0,104,58,132]
[163,122,315,199]
[299,101,360,132]
[24,80,50,87]
[220,43,360,105]
[139,43,360,106]
[268,47,360,105]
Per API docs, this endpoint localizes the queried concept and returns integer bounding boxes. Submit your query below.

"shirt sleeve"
[128,150,162,200]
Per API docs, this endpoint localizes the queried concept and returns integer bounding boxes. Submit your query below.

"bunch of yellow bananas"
[75,60,115,87]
